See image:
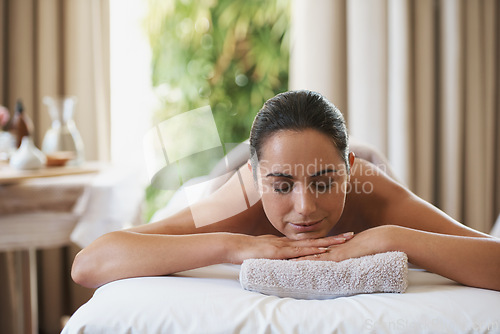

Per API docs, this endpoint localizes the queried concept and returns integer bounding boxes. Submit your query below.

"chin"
[287,230,327,240]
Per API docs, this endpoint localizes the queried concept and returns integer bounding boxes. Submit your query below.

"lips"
[289,219,324,232]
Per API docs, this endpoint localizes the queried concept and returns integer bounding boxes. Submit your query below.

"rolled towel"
[240,251,408,299]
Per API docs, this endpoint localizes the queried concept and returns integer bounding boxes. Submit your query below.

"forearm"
[71,231,230,288]
[392,226,500,291]
[72,229,347,288]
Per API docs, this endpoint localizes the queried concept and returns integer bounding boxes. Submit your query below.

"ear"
[348,152,355,174]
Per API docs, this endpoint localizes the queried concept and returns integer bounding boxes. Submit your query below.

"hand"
[294,225,399,262]
[227,232,355,264]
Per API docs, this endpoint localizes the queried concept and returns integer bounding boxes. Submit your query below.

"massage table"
[62,142,500,333]
[62,262,500,333]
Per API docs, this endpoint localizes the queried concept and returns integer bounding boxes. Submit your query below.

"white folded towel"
[240,251,408,299]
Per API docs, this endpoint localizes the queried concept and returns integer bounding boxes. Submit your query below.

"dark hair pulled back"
[249,90,349,172]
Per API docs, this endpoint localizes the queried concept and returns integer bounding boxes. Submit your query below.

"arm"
[381,183,500,291]
[389,225,500,290]
[301,224,500,291]
[72,166,350,288]
[71,229,229,289]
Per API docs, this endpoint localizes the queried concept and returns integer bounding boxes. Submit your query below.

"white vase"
[10,136,47,170]
[0,131,16,161]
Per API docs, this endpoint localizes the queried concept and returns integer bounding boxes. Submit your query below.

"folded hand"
[229,232,355,264]
[294,225,398,262]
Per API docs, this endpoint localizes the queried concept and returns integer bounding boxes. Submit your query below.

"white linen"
[0,166,143,251]
[70,165,144,247]
[62,264,500,334]
[0,175,90,251]
[0,213,80,251]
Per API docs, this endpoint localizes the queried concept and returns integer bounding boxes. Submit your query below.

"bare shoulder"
[130,164,270,236]
[349,158,408,204]
[346,158,490,238]
[339,158,403,231]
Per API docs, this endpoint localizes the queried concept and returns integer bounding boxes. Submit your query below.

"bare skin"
[72,129,500,291]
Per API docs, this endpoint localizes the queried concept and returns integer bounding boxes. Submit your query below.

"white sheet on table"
[62,264,500,334]
[70,165,144,248]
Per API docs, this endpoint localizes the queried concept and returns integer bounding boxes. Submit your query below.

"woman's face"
[254,129,351,240]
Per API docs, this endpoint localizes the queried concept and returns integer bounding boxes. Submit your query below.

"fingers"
[292,253,328,261]
[277,245,329,259]
[290,232,355,247]
[270,233,355,259]
[326,232,355,241]
[248,232,355,261]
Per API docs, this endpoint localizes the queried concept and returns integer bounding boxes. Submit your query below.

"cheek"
[319,183,348,218]
[324,195,345,220]
[261,193,289,226]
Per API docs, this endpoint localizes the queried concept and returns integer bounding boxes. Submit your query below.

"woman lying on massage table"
[71,90,500,291]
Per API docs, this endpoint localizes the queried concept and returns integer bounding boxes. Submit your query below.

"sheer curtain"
[0,0,110,332]
[290,0,500,233]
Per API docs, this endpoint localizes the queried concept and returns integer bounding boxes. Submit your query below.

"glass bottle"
[11,100,34,148]
[41,96,85,166]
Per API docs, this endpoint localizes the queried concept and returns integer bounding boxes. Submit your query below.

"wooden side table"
[0,163,98,334]
[0,161,144,333]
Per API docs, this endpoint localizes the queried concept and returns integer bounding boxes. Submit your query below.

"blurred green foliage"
[145,0,290,142]
[143,0,290,221]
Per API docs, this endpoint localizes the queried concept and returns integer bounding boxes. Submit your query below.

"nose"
[293,183,316,216]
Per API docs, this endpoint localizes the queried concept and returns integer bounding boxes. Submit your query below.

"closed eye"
[273,181,293,194]
[310,178,335,192]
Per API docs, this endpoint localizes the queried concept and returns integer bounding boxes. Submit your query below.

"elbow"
[71,251,85,286]
[71,250,93,288]
[71,248,102,289]
[71,231,126,288]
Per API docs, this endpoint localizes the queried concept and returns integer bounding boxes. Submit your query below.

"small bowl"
[45,151,75,167]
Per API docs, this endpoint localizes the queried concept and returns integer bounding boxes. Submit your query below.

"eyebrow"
[266,172,293,179]
[310,168,337,177]
[265,169,337,179]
